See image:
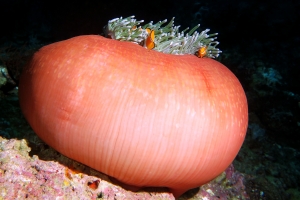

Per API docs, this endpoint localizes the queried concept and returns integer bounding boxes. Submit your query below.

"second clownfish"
[145,28,155,50]
[197,46,208,58]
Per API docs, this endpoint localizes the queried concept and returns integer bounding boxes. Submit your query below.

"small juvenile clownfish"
[145,28,155,50]
[197,46,208,58]
[131,25,137,31]
[131,25,142,32]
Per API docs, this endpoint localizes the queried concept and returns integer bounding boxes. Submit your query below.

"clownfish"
[132,25,137,31]
[197,46,207,58]
[131,25,142,32]
[145,28,155,50]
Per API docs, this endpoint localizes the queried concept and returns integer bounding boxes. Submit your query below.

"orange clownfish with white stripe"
[145,28,155,50]
[196,46,207,58]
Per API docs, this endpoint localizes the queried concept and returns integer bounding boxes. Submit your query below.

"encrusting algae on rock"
[0,136,175,199]
[0,136,249,199]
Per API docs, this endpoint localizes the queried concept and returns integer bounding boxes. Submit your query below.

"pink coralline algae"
[0,136,249,199]
[0,137,174,199]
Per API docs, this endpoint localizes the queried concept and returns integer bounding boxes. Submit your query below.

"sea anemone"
[104,15,221,58]
[19,16,247,198]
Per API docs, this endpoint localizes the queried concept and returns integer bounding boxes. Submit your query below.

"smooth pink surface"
[19,35,248,197]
